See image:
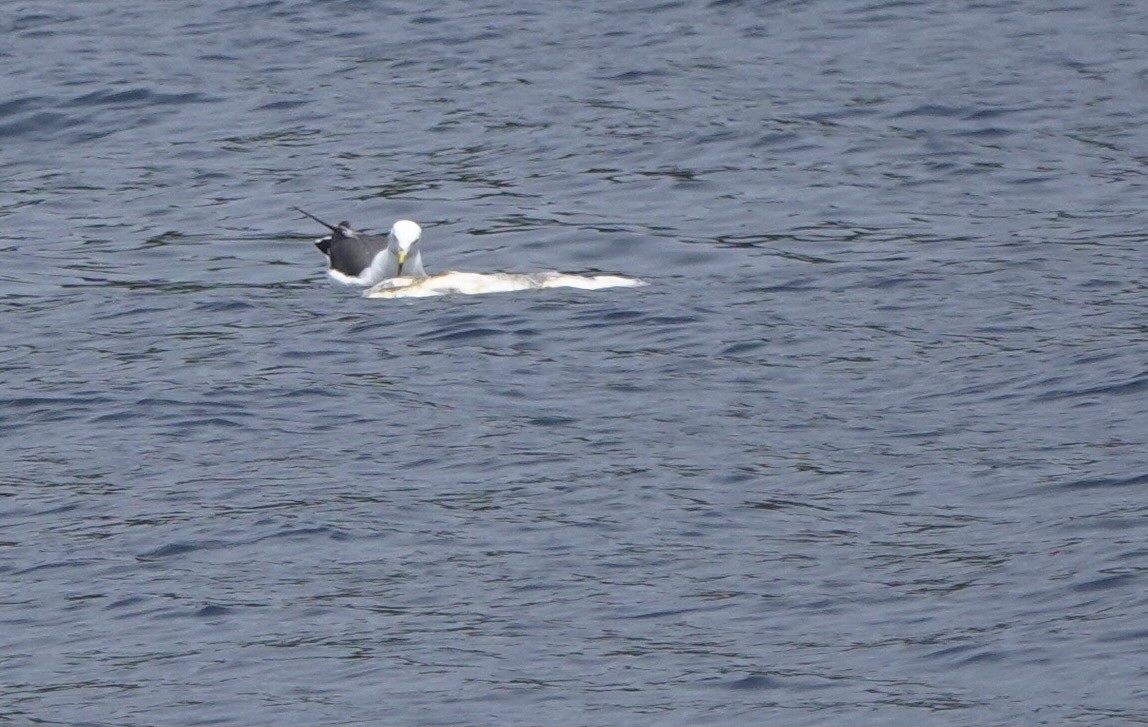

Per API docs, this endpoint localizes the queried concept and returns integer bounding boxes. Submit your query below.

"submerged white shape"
[363,271,647,299]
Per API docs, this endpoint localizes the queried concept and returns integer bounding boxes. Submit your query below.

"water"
[3,0,1148,724]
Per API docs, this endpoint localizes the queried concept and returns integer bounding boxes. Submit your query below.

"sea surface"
[3,1,1148,724]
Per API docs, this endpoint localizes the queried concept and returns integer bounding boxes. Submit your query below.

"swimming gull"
[295,207,424,287]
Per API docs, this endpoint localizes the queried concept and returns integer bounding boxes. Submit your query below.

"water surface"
[3,1,1148,724]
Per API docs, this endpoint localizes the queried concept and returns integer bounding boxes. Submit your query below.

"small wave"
[70,88,214,108]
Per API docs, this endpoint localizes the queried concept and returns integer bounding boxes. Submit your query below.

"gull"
[294,207,424,287]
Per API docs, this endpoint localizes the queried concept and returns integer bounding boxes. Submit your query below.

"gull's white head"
[389,220,421,261]
[385,219,426,277]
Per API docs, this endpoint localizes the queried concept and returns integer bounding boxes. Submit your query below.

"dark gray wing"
[327,234,388,276]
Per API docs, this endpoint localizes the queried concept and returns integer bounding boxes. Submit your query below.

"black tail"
[292,207,339,233]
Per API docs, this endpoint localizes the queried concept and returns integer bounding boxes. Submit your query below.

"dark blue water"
[4,1,1148,724]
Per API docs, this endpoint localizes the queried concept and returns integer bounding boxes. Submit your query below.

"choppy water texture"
[3,1,1148,724]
